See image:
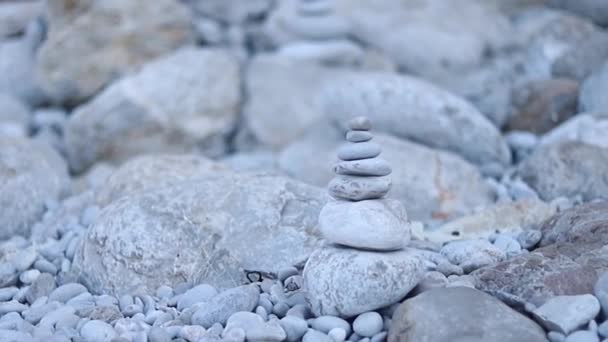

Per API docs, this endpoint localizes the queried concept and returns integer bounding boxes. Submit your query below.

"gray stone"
[547,0,608,26]
[48,283,87,303]
[323,72,510,168]
[440,239,506,273]
[65,47,240,172]
[427,199,556,243]
[0,1,43,38]
[540,114,608,150]
[318,199,410,251]
[0,21,46,105]
[96,154,230,207]
[303,329,333,342]
[494,235,523,257]
[0,301,27,315]
[184,0,271,24]
[280,315,308,342]
[280,126,494,222]
[0,94,29,137]
[388,287,548,342]
[564,331,600,342]
[599,321,608,338]
[0,138,70,240]
[328,328,347,342]
[303,246,425,317]
[580,62,608,114]
[549,331,567,342]
[36,0,194,103]
[310,316,351,335]
[225,312,286,341]
[518,229,543,250]
[73,173,326,294]
[149,327,172,342]
[346,131,373,143]
[328,175,391,201]
[595,272,608,316]
[191,285,259,328]
[177,284,218,311]
[348,117,372,131]
[80,320,117,342]
[475,202,608,305]
[532,295,601,334]
[333,157,391,177]
[552,34,608,81]
[353,312,383,338]
[25,273,56,304]
[276,40,364,66]
[337,142,381,161]
[519,141,608,201]
[0,287,17,301]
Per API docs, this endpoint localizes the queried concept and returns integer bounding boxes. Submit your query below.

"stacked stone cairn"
[322,116,411,251]
[302,116,422,318]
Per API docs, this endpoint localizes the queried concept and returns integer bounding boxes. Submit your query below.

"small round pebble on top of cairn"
[303,116,424,318]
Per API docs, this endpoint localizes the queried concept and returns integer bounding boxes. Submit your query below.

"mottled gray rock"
[552,33,608,81]
[427,199,556,243]
[548,0,608,26]
[177,284,218,311]
[322,72,511,167]
[302,329,333,342]
[353,312,383,338]
[0,94,29,138]
[540,114,608,149]
[36,0,194,103]
[0,20,46,105]
[277,40,364,66]
[49,283,88,303]
[388,287,548,342]
[333,158,391,177]
[25,273,56,304]
[0,1,43,38]
[518,229,543,250]
[519,141,608,201]
[95,154,230,207]
[580,62,608,114]
[336,142,381,161]
[440,239,506,273]
[243,54,345,149]
[191,285,259,328]
[80,320,118,342]
[328,175,391,201]
[280,315,308,342]
[532,295,600,334]
[225,311,286,341]
[65,47,240,172]
[73,174,326,294]
[309,316,351,335]
[280,129,493,222]
[474,202,608,306]
[318,199,410,250]
[303,246,425,317]
[331,0,513,83]
[0,138,70,240]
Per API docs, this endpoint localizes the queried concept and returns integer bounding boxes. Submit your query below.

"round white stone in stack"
[319,116,411,251]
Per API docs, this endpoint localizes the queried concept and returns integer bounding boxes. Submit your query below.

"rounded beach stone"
[328,175,391,201]
[353,312,383,337]
[303,245,425,317]
[337,142,381,161]
[348,116,372,131]
[333,158,391,177]
[346,131,373,143]
[318,199,410,250]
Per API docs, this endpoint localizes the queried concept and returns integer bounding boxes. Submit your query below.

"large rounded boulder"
[72,173,327,295]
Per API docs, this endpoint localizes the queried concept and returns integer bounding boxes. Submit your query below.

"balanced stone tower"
[302,116,423,318]
[321,116,410,250]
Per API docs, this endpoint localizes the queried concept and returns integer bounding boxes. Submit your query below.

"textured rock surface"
[36,0,195,103]
[388,287,548,342]
[0,1,43,39]
[72,174,327,294]
[0,94,29,137]
[540,114,608,149]
[322,72,511,167]
[427,199,556,243]
[519,141,608,201]
[507,78,579,134]
[95,154,230,207]
[0,138,70,240]
[280,128,494,221]
[319,199,410,251]
[303,246,425,317]
[65,47,241,172]
[547,0,608,26]
[474,202,608,305]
